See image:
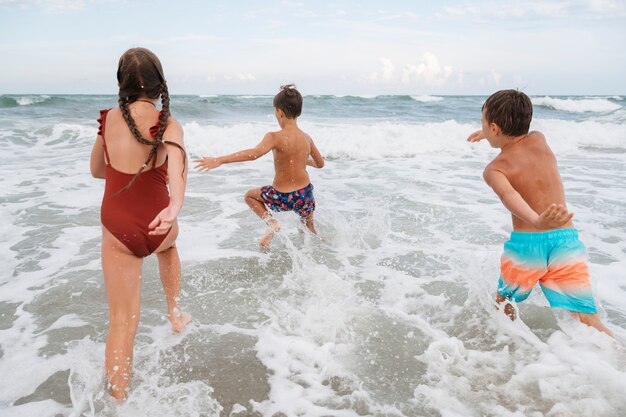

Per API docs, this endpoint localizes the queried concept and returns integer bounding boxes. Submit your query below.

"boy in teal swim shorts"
[195,85,324,248]
[467,89,612,336]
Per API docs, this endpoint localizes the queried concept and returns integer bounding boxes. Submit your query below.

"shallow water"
[1,94,625,416]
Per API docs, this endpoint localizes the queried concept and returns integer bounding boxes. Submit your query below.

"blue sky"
[0,0,624,95]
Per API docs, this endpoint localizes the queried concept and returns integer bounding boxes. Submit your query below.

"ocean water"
[0,93,625,417]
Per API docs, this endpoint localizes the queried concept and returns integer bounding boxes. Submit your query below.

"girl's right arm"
[90,135,106,179]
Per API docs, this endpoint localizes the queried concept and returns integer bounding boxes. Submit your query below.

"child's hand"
[193,157,222,172]
[467,129,486,142]
[148,206,177,235]
[535,204,574,230]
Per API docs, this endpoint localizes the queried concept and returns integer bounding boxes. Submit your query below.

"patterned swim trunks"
[498,228,597,313]
[260,183,315,219]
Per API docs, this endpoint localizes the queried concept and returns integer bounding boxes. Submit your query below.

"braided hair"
[116,47,185,192]
[273,84,302,119]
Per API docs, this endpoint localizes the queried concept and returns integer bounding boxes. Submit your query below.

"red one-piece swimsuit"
[97,109,170,257]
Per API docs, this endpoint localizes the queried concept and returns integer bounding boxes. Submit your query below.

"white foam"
[3,400,68,417]
[411,95,444,102]
[1,101,625,416]
[184,119,482,161]
[532,118,626,153]
[533,96,621,113]
[184,118,626,164]
[15,95,51,106]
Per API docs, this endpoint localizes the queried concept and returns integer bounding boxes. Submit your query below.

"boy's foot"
[259,219,280,248]
[168,307,192,333]
[503,302,516,321]
[496,294,516,321]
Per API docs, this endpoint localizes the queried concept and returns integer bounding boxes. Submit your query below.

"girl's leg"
[101,227,143,401]
[155,229,192,333]
[245,188,280,248]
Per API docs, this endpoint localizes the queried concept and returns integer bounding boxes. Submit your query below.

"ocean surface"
[1,93,625,417]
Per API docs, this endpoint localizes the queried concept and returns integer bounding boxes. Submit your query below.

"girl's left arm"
[149,119,186,235]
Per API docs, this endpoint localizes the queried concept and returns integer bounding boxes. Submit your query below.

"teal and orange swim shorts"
[498,228,597,314]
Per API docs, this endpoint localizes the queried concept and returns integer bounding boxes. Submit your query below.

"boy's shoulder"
[487,130,553,171]
[267,127,312,140]
[527,130,546,141]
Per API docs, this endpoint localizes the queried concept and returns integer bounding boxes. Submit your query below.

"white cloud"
[374,11,420,22]
[362,54,453,87]
[457,72,465,86]
[401,53,452,87]
[1,0,86,12]
[586,0,625,15]
[41,0,85,13]
[441,0,624,19]
[282,0,305,7]
[238,73,257,81]
[158,34,221,44]
[380,58,395,81]
[365,57,395,83]
[491,71,502,85]
[443,6,475,16]
[512,74,526,88]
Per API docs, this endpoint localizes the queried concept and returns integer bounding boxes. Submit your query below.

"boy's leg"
[245,188,280,247]
[571,312,613,337]
[496,292,516,320]
[543,231,612,336]
[101,228,143,401]
[497,233,541,322]
[245,188,271,218]
[155,237,192,333]
[304,212,317,235]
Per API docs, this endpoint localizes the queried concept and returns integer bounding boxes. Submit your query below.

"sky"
[0,0,625,95]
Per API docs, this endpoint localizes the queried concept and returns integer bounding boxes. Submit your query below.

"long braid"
[155,84,170,140]
[158,83,187,176]
[117,96,159,193]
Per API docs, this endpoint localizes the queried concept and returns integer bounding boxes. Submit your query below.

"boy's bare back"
[485,131,573,232]
[269,126,315,192]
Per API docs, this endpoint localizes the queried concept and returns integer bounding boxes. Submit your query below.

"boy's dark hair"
[273,84,302,119]
[482,89,533,136]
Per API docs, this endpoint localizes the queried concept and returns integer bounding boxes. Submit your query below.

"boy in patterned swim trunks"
[195,85,324,248]
[467,89,612,336]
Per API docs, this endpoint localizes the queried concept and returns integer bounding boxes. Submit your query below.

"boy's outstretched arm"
[194,133,275,172]
[467,129,486,143]
[484,168,574,230]
[306,137,324,169]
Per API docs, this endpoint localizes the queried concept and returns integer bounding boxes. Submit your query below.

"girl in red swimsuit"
[89,47,192,401]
